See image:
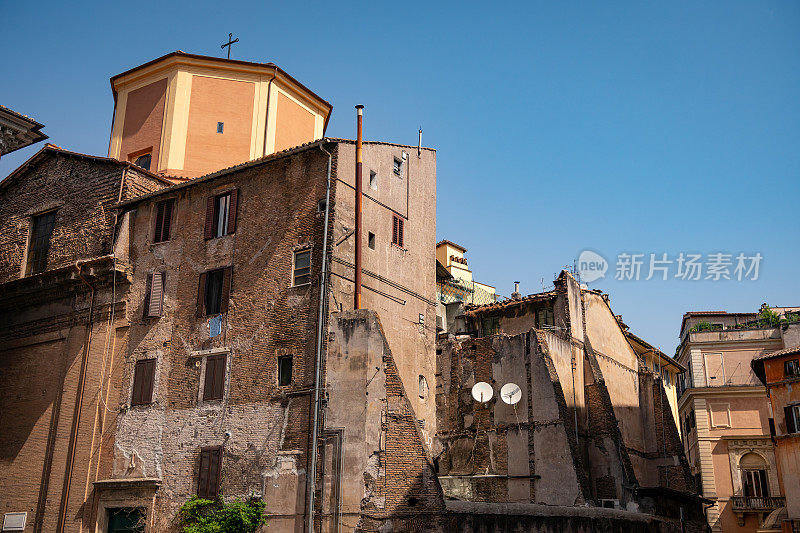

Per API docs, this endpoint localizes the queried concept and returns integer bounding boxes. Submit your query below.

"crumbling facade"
[434,272,707,531]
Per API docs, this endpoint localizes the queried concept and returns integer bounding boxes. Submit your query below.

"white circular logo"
[577,250,608,283]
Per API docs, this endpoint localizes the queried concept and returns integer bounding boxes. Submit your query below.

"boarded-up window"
[704,353,725,386]
[392,215,404,248]
[197,446,223,499]
[197,268,231,316]
[132,359,156,406]
[26,211,57,275]
[153,199,174,243]
[144,271,165,317]
[204,190,238,239]
[203,354,226,401]
[293,250,311,286]
[708,403,731,428]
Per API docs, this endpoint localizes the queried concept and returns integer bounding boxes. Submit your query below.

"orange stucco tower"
[108,51,332,179]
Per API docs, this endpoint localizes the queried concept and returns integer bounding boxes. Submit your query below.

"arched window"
[740,453,769,498]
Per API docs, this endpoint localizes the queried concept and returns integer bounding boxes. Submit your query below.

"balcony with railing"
[731,496,785,512]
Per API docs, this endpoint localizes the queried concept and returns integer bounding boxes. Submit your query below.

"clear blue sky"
[2,1,798,354]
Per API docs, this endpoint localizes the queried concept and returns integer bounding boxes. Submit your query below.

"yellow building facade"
[108,51,331,179]
[435,240,496,305]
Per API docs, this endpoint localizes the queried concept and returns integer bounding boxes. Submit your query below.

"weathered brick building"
[0,145,170,532]
[1,50,717,533]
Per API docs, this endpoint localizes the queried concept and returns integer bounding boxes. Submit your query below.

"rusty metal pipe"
[354,105,364,310]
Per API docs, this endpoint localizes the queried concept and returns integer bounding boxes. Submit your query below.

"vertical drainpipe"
[307,142,333,533]
[354,105,364,310]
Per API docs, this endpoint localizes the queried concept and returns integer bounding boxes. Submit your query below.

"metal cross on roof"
[221,33,239,59]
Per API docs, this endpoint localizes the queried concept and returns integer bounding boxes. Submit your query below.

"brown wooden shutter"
[147,271,164,317]
[143,274,152,319]
[162,199,173,241]
[197,272,207,317]
[220,267,232,313]
[204,196,215,240]
[786,406,797,434]
[398,217,404,247]
[132,359,156,406]
[392,216,399,245]
[197,445,223,499]
[227,189,238,234]
[204,354,226,401]
[154,201,165,242]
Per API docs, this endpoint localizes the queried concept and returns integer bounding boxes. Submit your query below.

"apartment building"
[676,307,800,532]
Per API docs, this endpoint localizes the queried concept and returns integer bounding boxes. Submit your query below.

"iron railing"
[731,496,785,511]
[437,278,498,306]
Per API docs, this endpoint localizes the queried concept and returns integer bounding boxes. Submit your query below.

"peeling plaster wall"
[325,310,444,532]
[436,332,584,506]
[330,142,438,449]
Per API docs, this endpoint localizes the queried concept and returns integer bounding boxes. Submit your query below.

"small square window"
[278,354,293,386]
[369,170,377,190]
[217,122,224,134]
[368,232,375,249]
[393,158,402,176]
[293,250,311,286]
[317,199,327,213]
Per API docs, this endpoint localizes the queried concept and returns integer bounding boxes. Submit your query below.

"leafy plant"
[757,305,781,328]
[690,321,721,333]
[179,496,266,533]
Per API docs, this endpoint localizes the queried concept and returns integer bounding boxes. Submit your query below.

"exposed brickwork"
[0,147,168,533]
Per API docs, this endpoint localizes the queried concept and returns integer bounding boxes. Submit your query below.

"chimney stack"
[354,105,364,310]
[511,281,521,300]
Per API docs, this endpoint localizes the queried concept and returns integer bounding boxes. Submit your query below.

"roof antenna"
[417,128,422,157]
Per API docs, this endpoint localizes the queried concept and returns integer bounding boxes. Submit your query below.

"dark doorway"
[107,507,145,533]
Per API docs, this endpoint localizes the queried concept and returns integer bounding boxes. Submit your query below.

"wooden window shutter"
[392,216,399,245]
[147,272,165,317]
[786,406,797,434]
[220,267,232,313]
[132,359,156,406]
[204,354,226,401]
[227,189,238,234]
[398,217,404,247]
[198,446,223,499]
[197,272,208,317]
[204,196,215,240]
[162,199,173,241]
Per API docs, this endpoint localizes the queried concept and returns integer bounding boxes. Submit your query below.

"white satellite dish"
[500,383,522,405]
[471,382,494,403]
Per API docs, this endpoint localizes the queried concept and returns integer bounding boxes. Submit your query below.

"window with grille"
[293,250,311,286]
[203,354,226,401]
[197,446,223,499]
[26,211,57,275]
[131,359,156,406]
[392,215,404,248]
[204,190,238,239]
[153,199,174,243]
